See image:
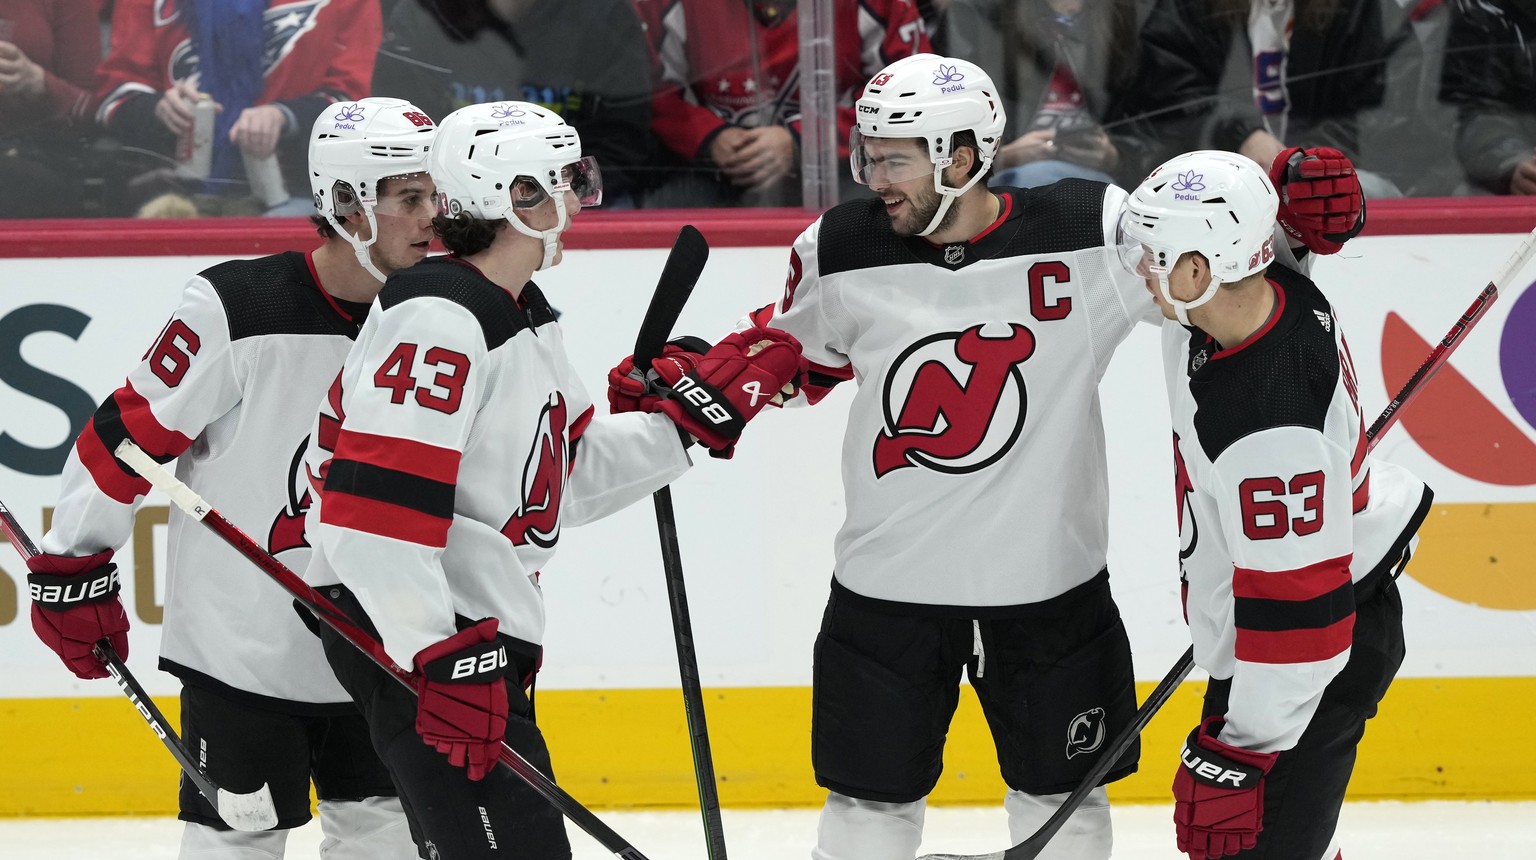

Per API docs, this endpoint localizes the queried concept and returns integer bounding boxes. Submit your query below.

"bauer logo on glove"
[29,564,122,607]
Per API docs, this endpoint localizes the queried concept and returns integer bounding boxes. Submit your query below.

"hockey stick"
[0,499,278,832]
[1365,224,1536,445]
[918,227,1536,860]
[109,442,653,860]
[632,225,730,860]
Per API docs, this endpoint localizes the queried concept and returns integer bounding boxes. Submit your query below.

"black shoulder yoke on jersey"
[1188,265,1343,463]
[815,179,1110,277]
[378,256,553,350]
[199,252,360,341]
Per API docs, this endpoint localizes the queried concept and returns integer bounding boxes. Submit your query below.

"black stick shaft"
[0,499,274,830]
[632,225,728,859]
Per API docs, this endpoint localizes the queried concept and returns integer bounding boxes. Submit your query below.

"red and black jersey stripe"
[1232,554,1355,664]
[76,383,193,504]
[567,404,595,476]
[320,429,460,547]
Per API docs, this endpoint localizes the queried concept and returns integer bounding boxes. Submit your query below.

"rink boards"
[1,206,1535,815]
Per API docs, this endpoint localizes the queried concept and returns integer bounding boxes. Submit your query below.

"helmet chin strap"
[505,194,571,271]
[916,159,992,238]
[1156,270,1222,326]
[326,207,387,283]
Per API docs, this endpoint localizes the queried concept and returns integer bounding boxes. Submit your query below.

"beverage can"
[177,94,216,179]
[243,150,289,209]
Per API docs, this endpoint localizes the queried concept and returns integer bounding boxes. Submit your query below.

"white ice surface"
[0,802,1531,859]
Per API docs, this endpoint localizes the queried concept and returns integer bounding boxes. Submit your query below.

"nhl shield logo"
[943,244,966,265]
[1191,348,1208,372]
[1066,707,1107,759]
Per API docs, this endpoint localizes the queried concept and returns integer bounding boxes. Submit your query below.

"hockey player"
[298,101,804,860]
[23,98,438,858]
[1118,151,1431,860]
[607,53,1367,860]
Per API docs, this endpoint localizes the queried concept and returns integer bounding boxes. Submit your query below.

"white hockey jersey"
[1164,264,1432,753]
[302,256,691,670]
[42,252,368,708]
[755,181,1161,610]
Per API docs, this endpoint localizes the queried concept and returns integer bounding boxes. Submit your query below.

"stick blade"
[634,224,710,368]
[916,853,1005,860]
[217,782,279,831]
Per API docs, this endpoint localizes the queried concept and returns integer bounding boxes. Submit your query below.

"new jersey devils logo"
[872,323,1035,477]
[268,437,313,556]
[502,394,569,549]
[1066,707,1107,759]
[1173,432,1198,562]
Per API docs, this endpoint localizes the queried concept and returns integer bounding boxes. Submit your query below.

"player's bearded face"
[367,173,437,276]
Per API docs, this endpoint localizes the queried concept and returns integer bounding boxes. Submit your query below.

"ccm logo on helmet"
[858,104,879,114]
[1180,744,1256,789]
[673,377,733,425]
[451,647,508,681]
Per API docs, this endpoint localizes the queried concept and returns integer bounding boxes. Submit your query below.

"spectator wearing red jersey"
[0,0,102,217]
[636,0,931,207]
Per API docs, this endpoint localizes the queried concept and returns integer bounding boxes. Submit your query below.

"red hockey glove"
[1269,146,1365,255]
[413,619,509,781]
[607,336,711,415]
[657,326,806,459]
[1173,716,1279,858]
[27,550,130,680]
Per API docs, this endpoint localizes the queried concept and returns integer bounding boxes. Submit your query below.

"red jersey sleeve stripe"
[114,384,194,458]
[750,303,776,327]
[332,429,461,484]
[75,419,150,504]
[1236,616,1353,664]
[1352,471,1371,514]
[320,492,450,548]
[569,405,595,444]
[1233,554,1353,602]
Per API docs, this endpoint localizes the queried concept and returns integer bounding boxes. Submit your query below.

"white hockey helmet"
[428,101,602,271]
[850,53,1006,236]
[1117,150,1280,325]
[309,97,438,282]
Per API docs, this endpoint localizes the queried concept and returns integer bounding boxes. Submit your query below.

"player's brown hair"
[433,213,508,256]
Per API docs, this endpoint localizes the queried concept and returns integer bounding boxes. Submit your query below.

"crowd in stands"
[0,0,1532,218]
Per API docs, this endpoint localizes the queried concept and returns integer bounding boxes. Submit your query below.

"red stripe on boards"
[1236,615,1354,664]
[331,429,461,484]
[321,491,450,548]
[1232,554,1353,602]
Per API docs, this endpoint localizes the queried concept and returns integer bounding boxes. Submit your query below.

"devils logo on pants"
[502,394,569,549]
[872,323,1035,477]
